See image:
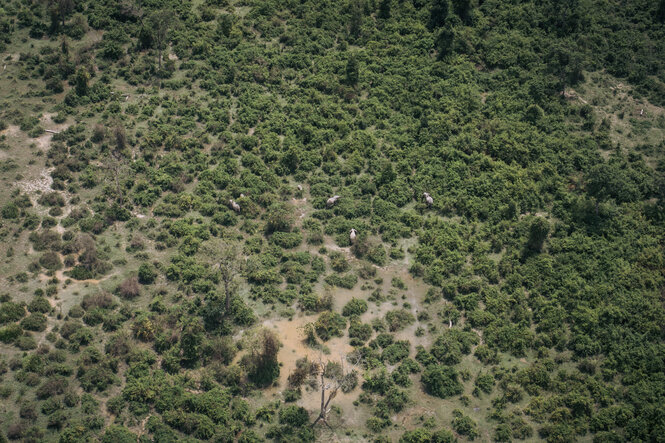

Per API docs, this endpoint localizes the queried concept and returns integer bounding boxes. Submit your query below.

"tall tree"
[429,0,449,30]
[242,327,281,386]
[345,54,359,86]
[202,239,241,313]
[451,0,471,24]
[147,9,175,69]
[657,0,665,23]
[436,27,454,59]
[348,1,363,39]
[48,0,74,29]
[378,0,391,19]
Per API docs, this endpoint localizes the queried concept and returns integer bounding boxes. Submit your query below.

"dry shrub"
[81,292,115,311]
[117,276,140,299]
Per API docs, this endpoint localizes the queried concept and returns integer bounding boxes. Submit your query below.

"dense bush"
[422,365,463,399]
[342,298,368,317]
[138,264,157,284]
[39,251,63,271]
[385,309,415,332]
[314,311,346,341]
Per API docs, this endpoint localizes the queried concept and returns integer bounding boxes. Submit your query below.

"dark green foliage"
[138,263,157,284]
[0,324,22,343]
[527,216,550,252]
[324,273,358,289]
[39,251,63,270]
[422,365,463,399]
[475,372,494,395]
[279,405,308,427]
[429,0,449,29]
[346,55,359,86]
[28,297,50,314]
[1,203,19,219]
[349,319,373,345]
[430,329,479,365]
[242,328,280,387]
[382,340,410,364]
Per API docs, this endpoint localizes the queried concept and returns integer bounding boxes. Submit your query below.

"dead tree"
[288,354,359,431]
[312,360,338,430]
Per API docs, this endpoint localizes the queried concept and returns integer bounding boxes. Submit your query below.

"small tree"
[242,327,281,387]
[75,67,89,96]
[429,0,449,29]
[47,0,74,30]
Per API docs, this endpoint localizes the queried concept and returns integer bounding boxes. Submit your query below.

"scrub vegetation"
[0,0,664,441]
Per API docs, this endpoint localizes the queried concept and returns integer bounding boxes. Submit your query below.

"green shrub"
[329,251,349,272]
[279,405,309,427]
[385,309,415,331]
[475,373,494,394]
[20,313,47,332]
[28,297,51,313]
[421,365,463,399]
[348,320,373,345]
[324,273,358,289]
[39,251,63,270]
[101,425,137,443]
[0,302,25,324]
[400,428,454,443]
[1,203,19,219]
[270,231,303,249]
[382,340,410,365]
[138,263,157,284]
[451,409,479,440]
[0,324,22,343]
[342,298,368,317]
[16,335,37,350]
[314,311,346,341]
